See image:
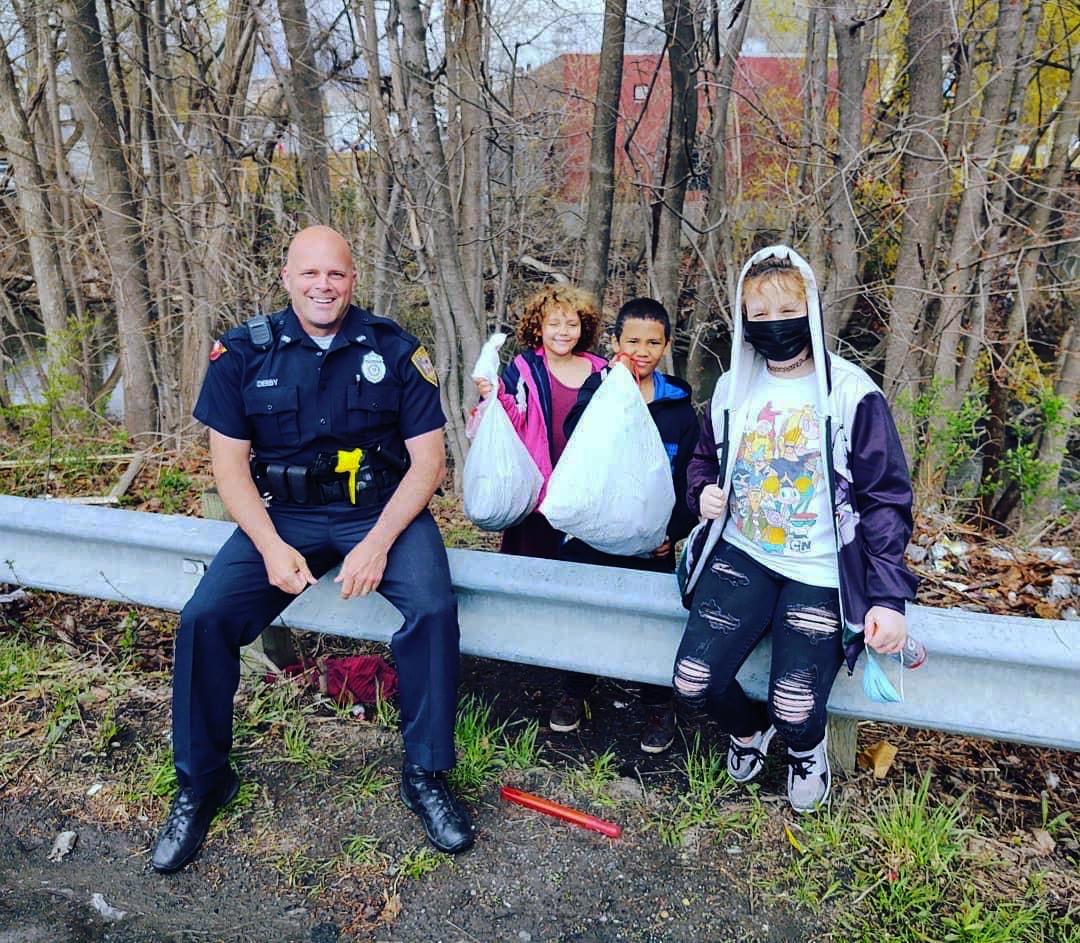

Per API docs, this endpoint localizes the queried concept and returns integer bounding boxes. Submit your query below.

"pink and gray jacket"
[680,245,918,673]
[468,346,607,502]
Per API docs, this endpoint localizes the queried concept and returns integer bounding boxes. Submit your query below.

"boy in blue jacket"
[550,298,699,754]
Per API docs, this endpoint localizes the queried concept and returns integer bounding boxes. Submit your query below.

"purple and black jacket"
[679,245,918,674]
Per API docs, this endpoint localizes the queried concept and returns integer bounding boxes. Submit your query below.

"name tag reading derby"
[361,351,386,384]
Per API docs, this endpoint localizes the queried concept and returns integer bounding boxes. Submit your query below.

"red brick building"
[521,52,820,205]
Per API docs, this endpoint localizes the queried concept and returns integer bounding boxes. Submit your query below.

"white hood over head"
[716,244,832,422]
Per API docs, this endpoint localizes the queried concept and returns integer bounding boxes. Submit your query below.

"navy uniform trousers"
[172,501,459,798]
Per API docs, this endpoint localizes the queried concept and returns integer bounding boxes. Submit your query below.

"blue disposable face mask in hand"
[862,649,904,703]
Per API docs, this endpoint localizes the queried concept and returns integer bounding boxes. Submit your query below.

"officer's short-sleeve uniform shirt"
[193,305,445,465]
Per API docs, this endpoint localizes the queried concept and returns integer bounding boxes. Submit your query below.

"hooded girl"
[674,245,918,813]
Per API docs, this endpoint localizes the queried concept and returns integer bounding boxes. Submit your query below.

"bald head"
[286,226,354,270]
[282,226,357,337]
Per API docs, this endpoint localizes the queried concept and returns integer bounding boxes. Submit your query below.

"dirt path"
[0,792,807,943]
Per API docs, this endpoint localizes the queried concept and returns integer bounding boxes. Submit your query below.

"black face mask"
[743,315,811,362]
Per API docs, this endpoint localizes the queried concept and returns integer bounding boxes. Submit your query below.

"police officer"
[151,226,473,873]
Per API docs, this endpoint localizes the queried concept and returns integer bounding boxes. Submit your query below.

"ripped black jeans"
[672,540,843,752]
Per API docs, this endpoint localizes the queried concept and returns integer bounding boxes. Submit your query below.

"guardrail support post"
[826,715,858,773]
[202,488,297,670]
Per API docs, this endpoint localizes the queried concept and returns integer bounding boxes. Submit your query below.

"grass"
[650,734,752,847]
[156,467,193,514]
[565,747,620,807]
[0,749,24,778]
[143,746,179,800]
[1039,792,1074,842]
[437,521,488,549]
[3,594,1077,941]
[429,495,496,550]
[236,676,307,739]
[116,611,139,660]
[210,781,261,836]
[270,849,334,897]
[373,694,400,731]
[498,718,543,771]
[338,761,395,808]
[448,695,547,797]
[340,833,386,870]
[395,846,445,880]
[91,703,121,755]
[277,714,334,775]
[42,684,82,753]
[235,677,337,777]
[779,773,1077,943]
[939,896,1048,943]
[0,634,50,698]
[449,695,505,796]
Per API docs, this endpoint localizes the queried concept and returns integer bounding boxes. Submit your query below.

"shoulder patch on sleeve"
[411,345,438,386]
[209,339,228,362]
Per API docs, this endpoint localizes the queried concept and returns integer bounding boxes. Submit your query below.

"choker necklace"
[767,352,811,374]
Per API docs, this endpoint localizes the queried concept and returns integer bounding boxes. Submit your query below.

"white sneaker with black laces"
[727,725,776,783]
[787,733,830,813]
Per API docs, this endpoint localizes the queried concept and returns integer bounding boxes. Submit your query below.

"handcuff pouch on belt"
[254,448,398,506]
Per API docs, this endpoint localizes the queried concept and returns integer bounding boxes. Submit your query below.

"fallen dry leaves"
[857,740,899,779]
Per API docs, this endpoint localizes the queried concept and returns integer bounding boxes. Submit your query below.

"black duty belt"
[251,447,403,506]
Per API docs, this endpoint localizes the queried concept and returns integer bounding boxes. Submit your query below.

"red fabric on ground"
[276,655,398,706]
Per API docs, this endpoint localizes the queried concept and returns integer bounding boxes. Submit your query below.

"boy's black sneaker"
[549,694,584,732]
[640,702,676,754]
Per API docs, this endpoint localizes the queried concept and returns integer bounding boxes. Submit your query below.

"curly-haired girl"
[473,283,606,558]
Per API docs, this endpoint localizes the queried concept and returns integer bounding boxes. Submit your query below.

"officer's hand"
[699,484,726,520]
[335,536,389,599]
[262,541,318,595]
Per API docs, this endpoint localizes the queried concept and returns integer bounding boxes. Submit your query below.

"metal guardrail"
[3,495,1078,751]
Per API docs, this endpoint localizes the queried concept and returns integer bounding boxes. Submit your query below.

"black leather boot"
[400,762,474,853]
[151,769,240,873]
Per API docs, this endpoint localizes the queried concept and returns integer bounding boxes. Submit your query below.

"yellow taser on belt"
[335,448,365,504]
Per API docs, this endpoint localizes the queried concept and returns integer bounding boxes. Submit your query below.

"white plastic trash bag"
[540,362,675,556]
[471,332,506,389]
[463,334,544,531]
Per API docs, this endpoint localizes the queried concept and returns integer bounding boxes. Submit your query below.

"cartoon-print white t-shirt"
[721,371,839,589]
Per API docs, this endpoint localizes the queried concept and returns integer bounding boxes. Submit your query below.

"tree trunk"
[919,0,1025,494]
[653,0,699,329]
[62,0,157,438]
[969,0,1049,522]
[1012,59,1080,338]
[186,0,257,419]
[0,35,78,398]
[354,0,402,318]
[1027,323,1080,528]
[395,0,484,472]
[278,0,332,224]
[929,0,1024,389]
[686,0,751,393]
[39,17,95,403]
[798,7,831,281]
[580,0,627,304]
[447,0,487,324]
[822,0,872,341]
[882,0,946,456]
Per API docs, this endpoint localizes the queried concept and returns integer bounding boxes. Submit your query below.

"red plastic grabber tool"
[500,786,622,839]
